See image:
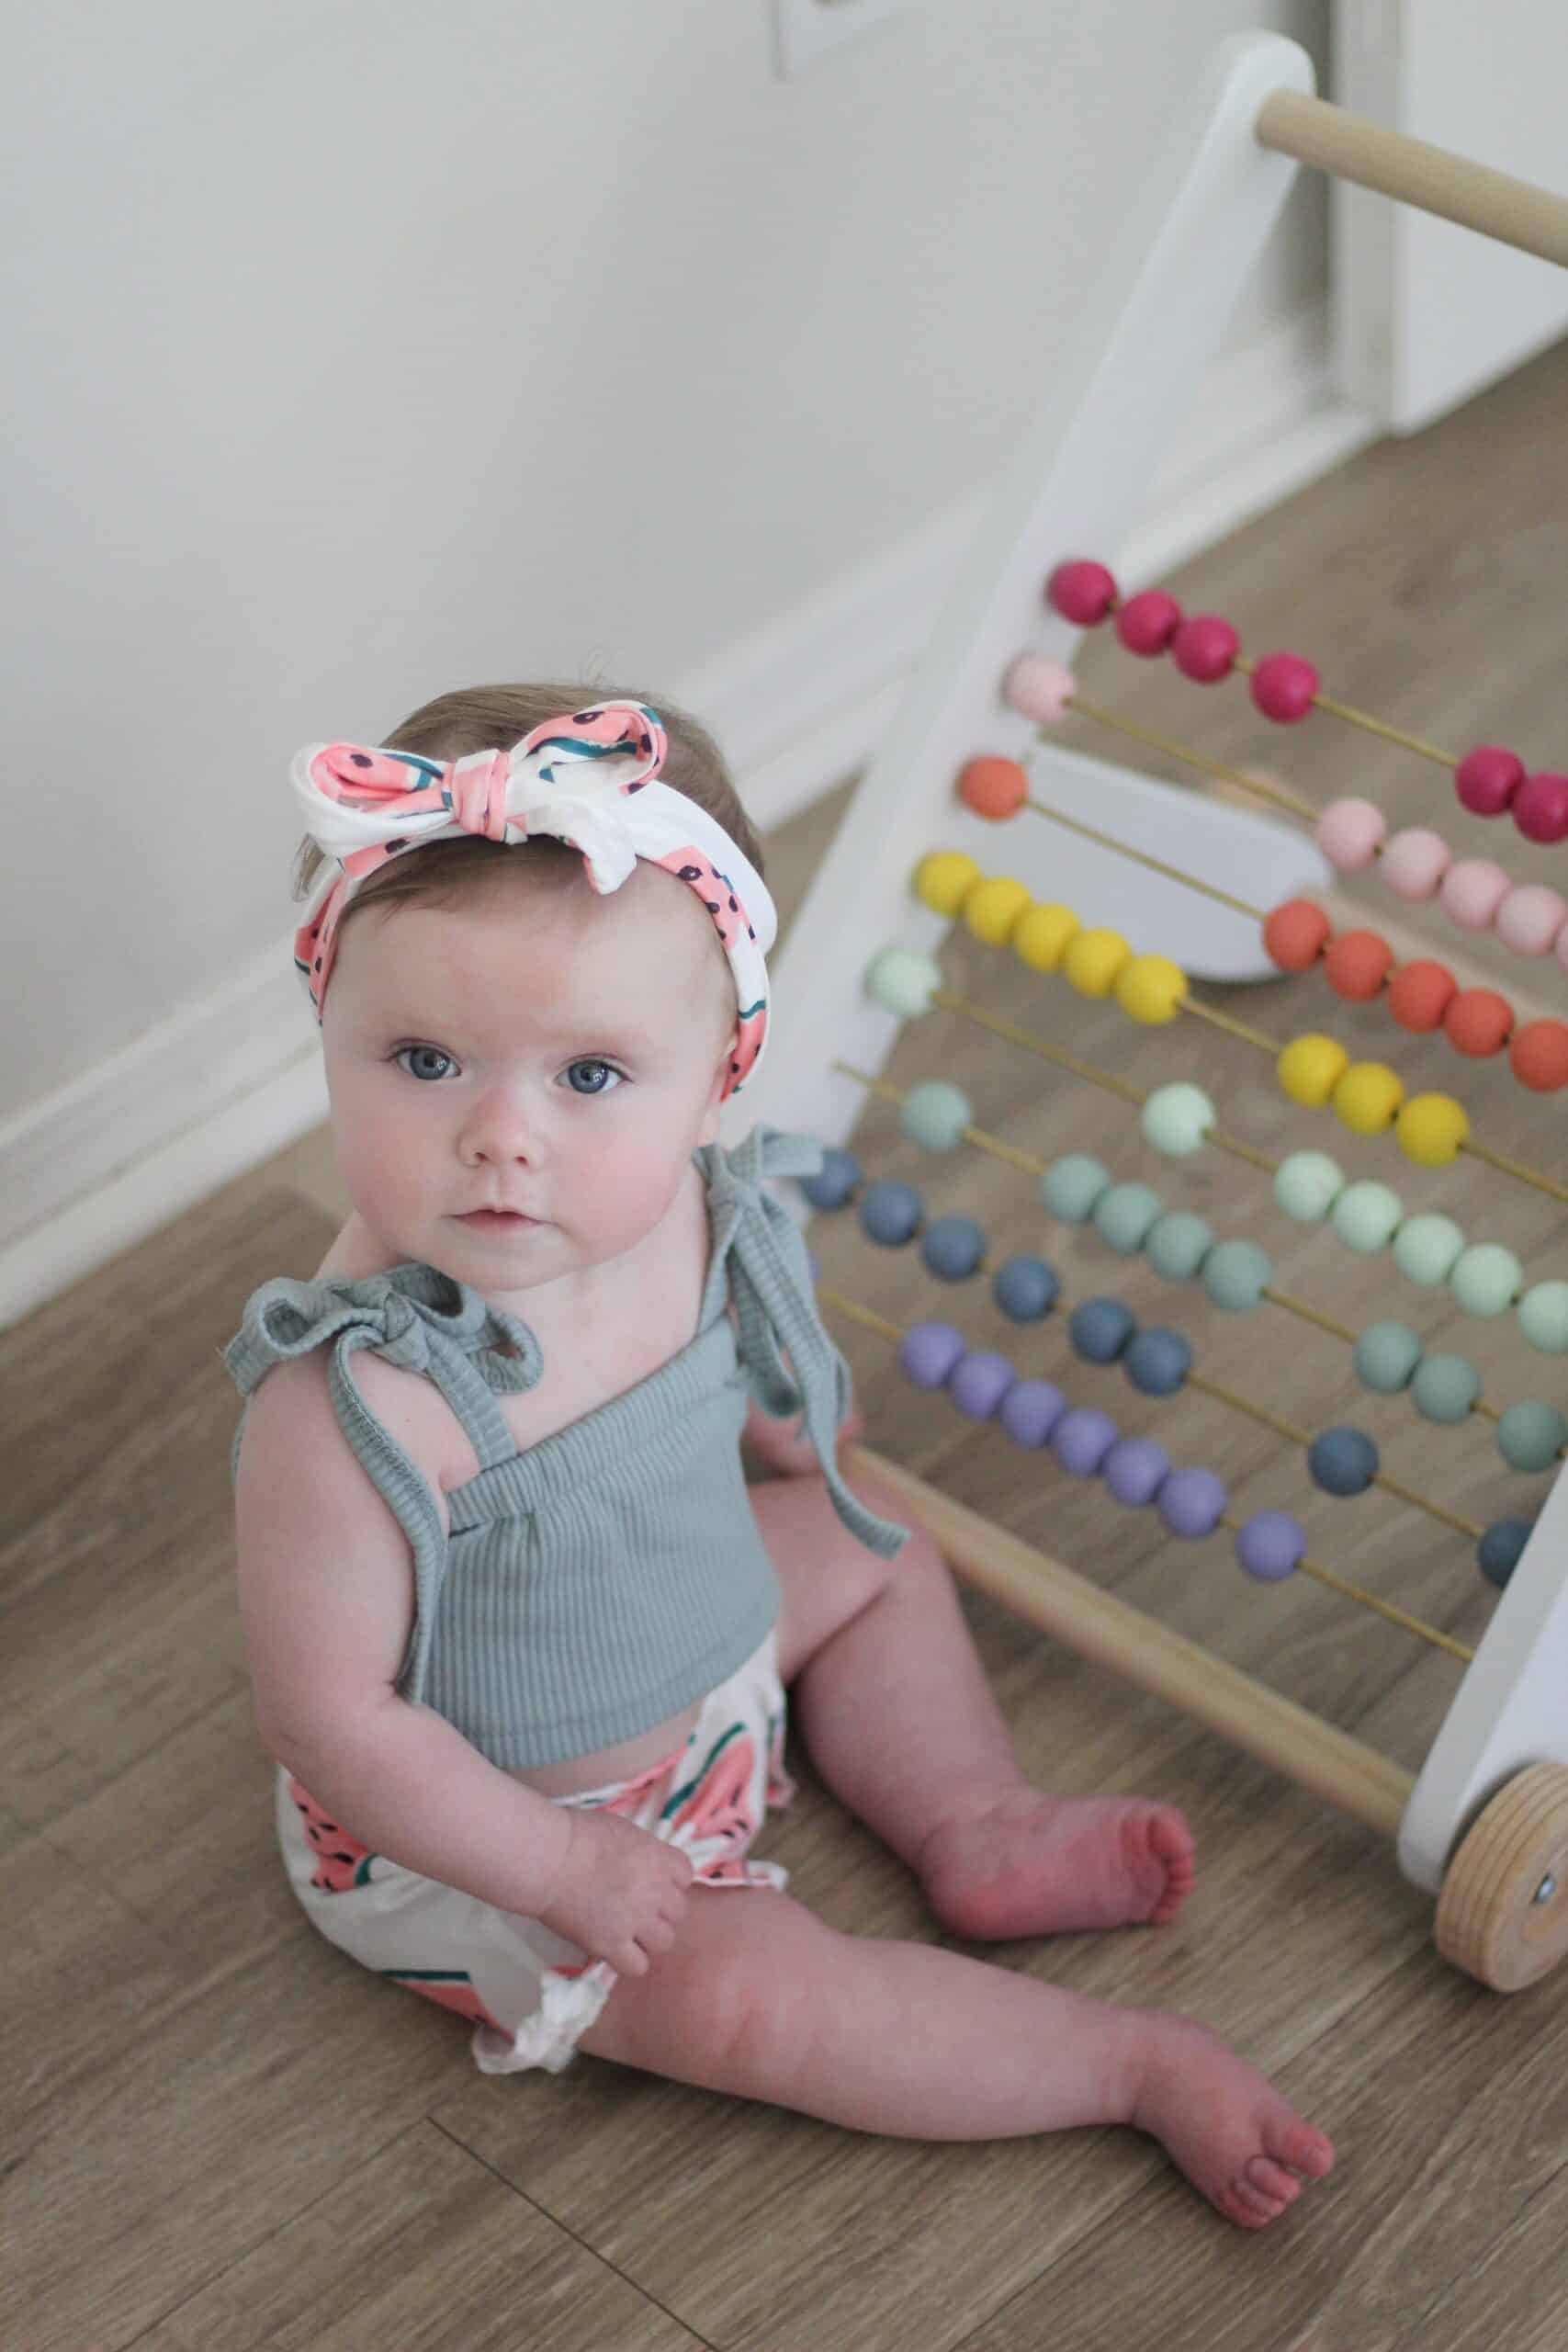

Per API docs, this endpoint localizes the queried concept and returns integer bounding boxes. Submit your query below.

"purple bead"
[998,1378,1066,1448]
[1051,1406,1119,1476]
[898,1319,965,1392]
[948,1348,1016,1419]
[1102,1435,1171,1509]
[1158,1464,1228,1537]
[1235,1510,1306,1582]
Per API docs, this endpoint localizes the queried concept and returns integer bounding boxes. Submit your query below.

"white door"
[1333,0,1568,430]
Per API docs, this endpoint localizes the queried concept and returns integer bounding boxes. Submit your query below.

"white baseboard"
[0,298,1372,1329]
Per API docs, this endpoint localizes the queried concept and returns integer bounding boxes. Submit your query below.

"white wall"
[1,0,1335,1315]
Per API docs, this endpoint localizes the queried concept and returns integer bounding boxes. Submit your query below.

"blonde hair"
[292,682,763,929]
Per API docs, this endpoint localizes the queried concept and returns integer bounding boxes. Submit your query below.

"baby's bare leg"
[755,1470,1194,1936]
[580,1890,1333,2228]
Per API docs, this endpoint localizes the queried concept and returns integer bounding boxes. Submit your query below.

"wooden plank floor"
[7,336,1568,2351]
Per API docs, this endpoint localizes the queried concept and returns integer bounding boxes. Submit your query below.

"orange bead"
[1443,987,1514,1057]
[957,757,1029,821]
[1509,1018,1568,1092]
[1262,899,1331,972]
[1387,958,1457,1032]
[1323,929,1394,1001]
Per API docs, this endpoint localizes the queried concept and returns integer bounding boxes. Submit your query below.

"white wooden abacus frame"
[728,31,1568,1991]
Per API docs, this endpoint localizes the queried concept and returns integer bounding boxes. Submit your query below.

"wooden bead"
[1323,929,1394,1001]
[1510,1019,1568,1093]
[1443,988,1513,1057]
[958,757,1029,821]
[1387,958,1458,1032]
[1262,899,1331,972]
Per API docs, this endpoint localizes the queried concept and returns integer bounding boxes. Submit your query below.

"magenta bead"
[1115,590,1181,657]
[1250,650,1319,723]
[1495,883,1568,957]
[948,1349,1016,1420]
[1002,652,1076,724]
[1514,772,1568,845]
[1454,745,1524,818]
[1051,1407,1119,1476]
[1170,615,1239,684]
[1381,827,1451,900]
[1158,1465,1228,1538]
[1315,797,1387,873]
[1047,560,1117,626]
[1439,856,1511,931]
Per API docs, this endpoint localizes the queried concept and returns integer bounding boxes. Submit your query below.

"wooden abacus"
[726,31,1568,1993]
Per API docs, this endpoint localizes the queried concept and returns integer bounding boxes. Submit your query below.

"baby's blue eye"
[565,1059,621,1096]
[396,1046,457,1082]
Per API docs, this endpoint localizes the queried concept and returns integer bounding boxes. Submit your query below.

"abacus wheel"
[1433,1763,1568,1992]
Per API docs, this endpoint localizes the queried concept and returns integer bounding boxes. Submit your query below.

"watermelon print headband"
[290,700,774,1098]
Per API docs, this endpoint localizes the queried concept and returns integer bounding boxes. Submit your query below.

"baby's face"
[320,865,736,1299]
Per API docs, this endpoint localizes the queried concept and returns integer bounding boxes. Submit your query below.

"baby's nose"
[459,1089,539,1164]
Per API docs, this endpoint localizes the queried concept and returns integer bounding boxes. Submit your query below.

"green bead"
[1411,1352,1482,1425]
[864,945,942,1017]
[1274,1149,1345,1222]
[1518,1281,1568,1355]
[1140,1081,1215,1159]
[1353,1321,1423,1395]
[1144,1210,1214,1283]
[1392,1212,1465,1288]
[1202,1239,1271,1311]
[1093,1182,1164,1255]
[900,1080,973,1151]
[1496,1400,1568,1474]
[1042,1155,1111,1224]
[1449,1242,1523,1319]
[1330,1179,1404,1254]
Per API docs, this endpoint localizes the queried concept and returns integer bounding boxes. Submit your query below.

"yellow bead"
[1277,1033,1349,1108]
[1396,1091,1471,1168]
[1012,901,1079,972]
[1063,927,1132,998]
[962,874,1032,945]
[1115,952,1188,1025]
[913,849,982,917]
[1333,1060,1405,1135]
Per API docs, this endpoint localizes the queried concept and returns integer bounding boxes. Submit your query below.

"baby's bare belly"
[507,1700,705,1799]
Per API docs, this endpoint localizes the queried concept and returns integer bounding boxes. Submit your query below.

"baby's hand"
[536,1808,694,1976]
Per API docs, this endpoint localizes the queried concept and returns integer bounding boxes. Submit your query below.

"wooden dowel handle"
[844,1443,1415,1843]
[1256,89,1568,268]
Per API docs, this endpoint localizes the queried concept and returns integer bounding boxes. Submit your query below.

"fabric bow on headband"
[291,700,773,1097]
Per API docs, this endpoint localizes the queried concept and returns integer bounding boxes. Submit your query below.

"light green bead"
[1518,1281,1568,1355]
[1330,1180,1404,1255]
[1353,1321,1424,1395]
[1094,1182,1164,1255]
[1202,1239,1271,1312]
[1274,1150,1345,1223]
[1042,1155,1111,1224]
[1496,1400,1568,1473]
[1411,1352,1482,1425]
[900,1080,973,1151]
[1140,1081,1215,1159]
[864,945,942,1017]
[1449,1242,1523,1319]
[1144,1210,1214,1283]
[1392,1212,1465,1288]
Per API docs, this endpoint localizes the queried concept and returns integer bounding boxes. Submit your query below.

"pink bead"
[1495,882,1568,956]
[1315,797,1387,873]
[1454,744,1525,818]
[1250,651,1320,723]
[1381,827,1451,900]
[1555,924,1568,979]
[1115,590,1181,656]
[1439,856,1512,931]
[1046,560,1117,626]
[1170,615,1239,683]
[1514,772,1568,845]
[1002,652,1076,725]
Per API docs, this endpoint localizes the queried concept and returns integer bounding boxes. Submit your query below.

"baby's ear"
[696,1031,737,1143]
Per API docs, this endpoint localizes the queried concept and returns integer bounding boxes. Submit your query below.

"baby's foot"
[917,1786,1196,1939]
[1132,2014,1335,2229]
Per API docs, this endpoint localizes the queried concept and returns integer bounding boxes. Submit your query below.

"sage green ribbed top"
[224,1127,906,1770]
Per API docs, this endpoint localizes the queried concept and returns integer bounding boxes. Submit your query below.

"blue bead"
[1068,1297,1136,1363]
[859,1180,922,1247]
[993,1254,1060,1323]
[920,1214,987,1282]
[798,1147,862,1211]
[1307,1425,1380,1498]
[1478,1518,1533,1589]
[1123,1327,1192,1396]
